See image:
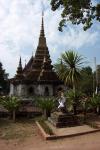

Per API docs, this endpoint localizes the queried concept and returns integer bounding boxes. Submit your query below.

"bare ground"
[0,118,100,150]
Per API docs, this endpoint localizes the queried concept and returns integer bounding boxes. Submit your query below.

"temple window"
[28,87,34,95]
[44,86,49,96]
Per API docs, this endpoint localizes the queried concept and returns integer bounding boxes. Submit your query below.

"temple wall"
[23,84,54,96]
[9,83,15,96]
[18,84,27,97]
[14,84,22,96]
[37,84,53,96]
[10,83,66,97]
[9,84,27,97]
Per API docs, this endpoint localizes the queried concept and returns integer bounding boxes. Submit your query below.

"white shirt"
[58,96,66,108]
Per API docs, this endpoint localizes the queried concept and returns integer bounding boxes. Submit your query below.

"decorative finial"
[41,1,44,16]
[40,10,45,37]
[19,56,22,68]
[42,11,44,17]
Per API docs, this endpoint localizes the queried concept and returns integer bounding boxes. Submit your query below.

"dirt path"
[0,125,100,150]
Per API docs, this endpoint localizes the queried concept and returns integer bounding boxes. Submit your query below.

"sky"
[0,0,100,77]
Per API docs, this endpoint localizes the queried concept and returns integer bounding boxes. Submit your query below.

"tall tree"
[50,0,100,31]
[79,66,93,96]
[0,62,5,81]
[54,50,84,114]
[0,62,9,95]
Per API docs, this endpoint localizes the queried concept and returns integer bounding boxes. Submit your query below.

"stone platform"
[48,112,80,128]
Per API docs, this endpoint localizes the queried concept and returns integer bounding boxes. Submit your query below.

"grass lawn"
[0,118,36,140]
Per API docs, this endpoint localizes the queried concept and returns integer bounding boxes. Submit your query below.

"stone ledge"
[36,121,100,140]
[36,121,56,140]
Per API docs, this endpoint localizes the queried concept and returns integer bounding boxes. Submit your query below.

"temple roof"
[38,57,60,83]
[23,55,34,75]
[11,14,61,84]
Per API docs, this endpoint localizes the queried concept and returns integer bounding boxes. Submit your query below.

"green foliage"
[0,96,21,112]
[38,119,54,135]
[0,96,21,122]
[81,97,91,112]
[0,62,5,81]
[54,50,84,114]
[81,94,100,115]
[37,97,55,112]
[90,94,100,108]
[79,66,93,96]
[54,50,84,88]
[0,62,9,94]
[54,58,66,80]
[50,0,100,31]
[65,89,83,112]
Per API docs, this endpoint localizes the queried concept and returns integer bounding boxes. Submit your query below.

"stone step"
[48,113,81,128]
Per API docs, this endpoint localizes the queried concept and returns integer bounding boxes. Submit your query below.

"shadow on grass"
[0,118,11,127]
[0,117,37,140]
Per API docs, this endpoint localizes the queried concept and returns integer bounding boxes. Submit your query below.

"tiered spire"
[38,55,60,82]
[12,12,62,86]
[26,13,61,83]
[37,14,47,49]
[17,57,22,72]
[32,13,51,70]
[16,57,23,78]
[40,12,45,37]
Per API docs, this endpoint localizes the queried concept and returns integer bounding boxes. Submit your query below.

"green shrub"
[0,96,21,122]
[38,119,54,135]
[36,97,55,118]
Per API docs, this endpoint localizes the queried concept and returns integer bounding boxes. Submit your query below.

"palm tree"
[37,97,55,118]
[66,89,83,114]
[55,50,84,114]
[0,96,21,122]
[90,94,100,114]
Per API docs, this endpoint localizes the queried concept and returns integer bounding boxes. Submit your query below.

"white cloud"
[62,27,98,49]
[0,0,99,77]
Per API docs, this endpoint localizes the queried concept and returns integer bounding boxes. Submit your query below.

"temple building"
[9,15,65,97]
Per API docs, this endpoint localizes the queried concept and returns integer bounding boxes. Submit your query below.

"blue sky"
[0,0,100,77]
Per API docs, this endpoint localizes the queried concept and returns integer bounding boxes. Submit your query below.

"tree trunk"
[73,104,77,115]
[43,109,51,118]
[73,83,77,115]
[43,109,47,119]
[83,109,87,122]
[12,110,16,122]
[97,106,100,115]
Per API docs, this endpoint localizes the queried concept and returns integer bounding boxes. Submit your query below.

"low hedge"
[38,119,54,135]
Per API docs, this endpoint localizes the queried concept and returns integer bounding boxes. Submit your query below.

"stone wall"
[9,83,67,97]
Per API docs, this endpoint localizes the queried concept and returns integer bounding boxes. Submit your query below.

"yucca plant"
[80,96,91,121]
[0,96,21,122]
[37,97,55,118]
[55,50,84,114]
[90,94,100,114]
[66,89,83,114]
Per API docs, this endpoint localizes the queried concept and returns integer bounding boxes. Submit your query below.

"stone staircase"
[48,112,81,128]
